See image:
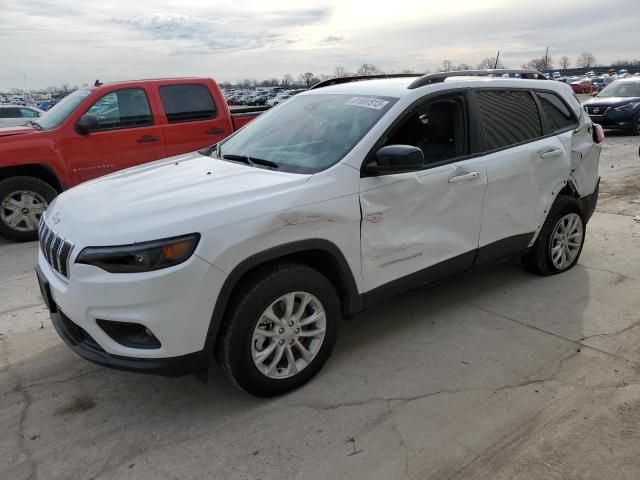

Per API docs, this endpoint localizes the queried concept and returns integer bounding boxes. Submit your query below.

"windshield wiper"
[222,154,278,169]
[24,120,43,131]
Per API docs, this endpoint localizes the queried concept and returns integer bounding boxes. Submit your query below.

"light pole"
[23,72,28,104]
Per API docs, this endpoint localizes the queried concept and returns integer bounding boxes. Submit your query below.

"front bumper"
[50,302,210,376]
[37,246,225,376]
[588,108,637,128]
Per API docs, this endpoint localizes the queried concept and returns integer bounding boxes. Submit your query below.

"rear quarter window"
[476,90,543,151]
[536,91,578,133]
[159,84,217,123]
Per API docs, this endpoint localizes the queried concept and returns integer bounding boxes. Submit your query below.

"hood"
[46,152,311,246]
[0,125,39,138]
[583,96,640,107]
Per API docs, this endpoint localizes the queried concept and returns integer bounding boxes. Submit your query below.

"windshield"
[219,94,397,173]
[597,81,640,98]
[37,89,92,130]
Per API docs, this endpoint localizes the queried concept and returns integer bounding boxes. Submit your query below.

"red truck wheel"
[0,176,58,242]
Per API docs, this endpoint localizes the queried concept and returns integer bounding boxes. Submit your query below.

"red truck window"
[86,88,153,131]
[159,84,217,123]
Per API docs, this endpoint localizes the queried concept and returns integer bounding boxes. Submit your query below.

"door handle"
[137,135,160,143]
[539,149,563,159]
[206,128,226,135]
[448,171,480,183]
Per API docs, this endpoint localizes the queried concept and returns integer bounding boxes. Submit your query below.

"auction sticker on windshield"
[345,97,390,110]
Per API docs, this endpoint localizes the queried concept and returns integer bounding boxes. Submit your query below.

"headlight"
[614,102,640,112]
[76,234,200,273]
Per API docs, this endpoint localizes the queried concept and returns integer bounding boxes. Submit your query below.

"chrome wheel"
[0,190,47,232]
[251,291,326,379]
[549,213,583,270]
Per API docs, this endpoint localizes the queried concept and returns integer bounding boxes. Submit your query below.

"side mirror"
[75,114,99,135]
[364,145,424,174]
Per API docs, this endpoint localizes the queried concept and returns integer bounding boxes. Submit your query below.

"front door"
[360,93,488,292]
[70,87,167,182]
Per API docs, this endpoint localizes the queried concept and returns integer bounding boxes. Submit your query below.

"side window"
[0,108,20,118]
[19,108,39,118]
[86,88,153,130]
[476,90,543,151]
[536,92,577,133]
[159,84,217,123]
[383,95,468,166]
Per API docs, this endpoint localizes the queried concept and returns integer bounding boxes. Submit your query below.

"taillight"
[592,123,605,143]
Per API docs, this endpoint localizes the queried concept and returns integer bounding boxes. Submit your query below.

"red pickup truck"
[0,78,265,241]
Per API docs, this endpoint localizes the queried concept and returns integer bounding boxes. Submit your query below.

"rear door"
[472,89,573,262]
[360,92,488,292]
[156,82,233,156]
[68,85,167,182]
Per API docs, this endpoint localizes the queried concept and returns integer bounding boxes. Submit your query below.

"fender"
[202,239,364,356]
[0,132,72,188]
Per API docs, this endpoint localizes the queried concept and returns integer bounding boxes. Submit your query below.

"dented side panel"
[359,162,487,291]
[479,136,571,249]
[570,113,602,197]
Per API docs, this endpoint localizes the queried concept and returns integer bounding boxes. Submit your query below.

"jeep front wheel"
[0,176,57,242]
[218,263,340,397]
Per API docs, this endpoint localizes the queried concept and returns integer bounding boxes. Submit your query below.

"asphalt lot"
[1,133,640,480]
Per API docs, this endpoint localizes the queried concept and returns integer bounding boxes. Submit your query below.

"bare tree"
[559,56,570,69]
[454,63,473,71]
[440,60,453,72]
[281,73,293,87]
[477,57,504,69]
[576,52,596,69]
[334,67,348,78]
[522,56,553,71]
[356,63,383,76]
[299,72,314,87]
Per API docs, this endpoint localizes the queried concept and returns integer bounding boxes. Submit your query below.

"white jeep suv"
[36,70,602,396]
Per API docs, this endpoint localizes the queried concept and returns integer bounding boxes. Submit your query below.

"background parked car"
[571,79,598,94]
[0,104,44,127]
[583,77,640,135]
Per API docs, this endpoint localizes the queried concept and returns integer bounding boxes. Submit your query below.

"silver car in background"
[0,104,44,127]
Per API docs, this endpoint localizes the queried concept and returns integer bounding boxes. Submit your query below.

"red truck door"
[69,86,167,182]
[154,82,233,156]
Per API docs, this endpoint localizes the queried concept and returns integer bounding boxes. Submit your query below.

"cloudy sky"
[1,0,639,89]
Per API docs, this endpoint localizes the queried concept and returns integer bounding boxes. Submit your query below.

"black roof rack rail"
[407,69,547,89]
[309,73,421,90]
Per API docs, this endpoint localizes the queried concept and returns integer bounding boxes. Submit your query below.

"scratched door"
[359,160,487,292]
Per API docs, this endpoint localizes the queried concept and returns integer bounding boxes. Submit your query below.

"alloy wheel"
[251,291,327,379]
[549,213,583,270]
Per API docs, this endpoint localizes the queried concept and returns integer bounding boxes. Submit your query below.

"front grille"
[586,106,608,116]
[38,217,74,278]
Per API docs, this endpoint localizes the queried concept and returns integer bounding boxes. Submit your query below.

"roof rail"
[407,69,547,89]
[309,73,421,90]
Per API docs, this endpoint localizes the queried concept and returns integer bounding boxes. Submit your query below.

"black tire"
[626,112,640,136]
[218,263,340,397]
[522,195,586,276]
[0,176,58,242]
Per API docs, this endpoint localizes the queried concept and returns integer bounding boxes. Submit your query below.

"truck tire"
[521,195,586,276]
[218,263,340,397]
[0,176,57,242]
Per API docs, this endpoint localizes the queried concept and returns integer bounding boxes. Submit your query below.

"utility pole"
[544,46,549,70]
[23,72,28,103]
[494,51,500,69]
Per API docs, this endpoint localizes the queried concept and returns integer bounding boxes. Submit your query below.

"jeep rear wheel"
[0,176,57,242]
[218,263,340,397]
[522,195,586,276]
